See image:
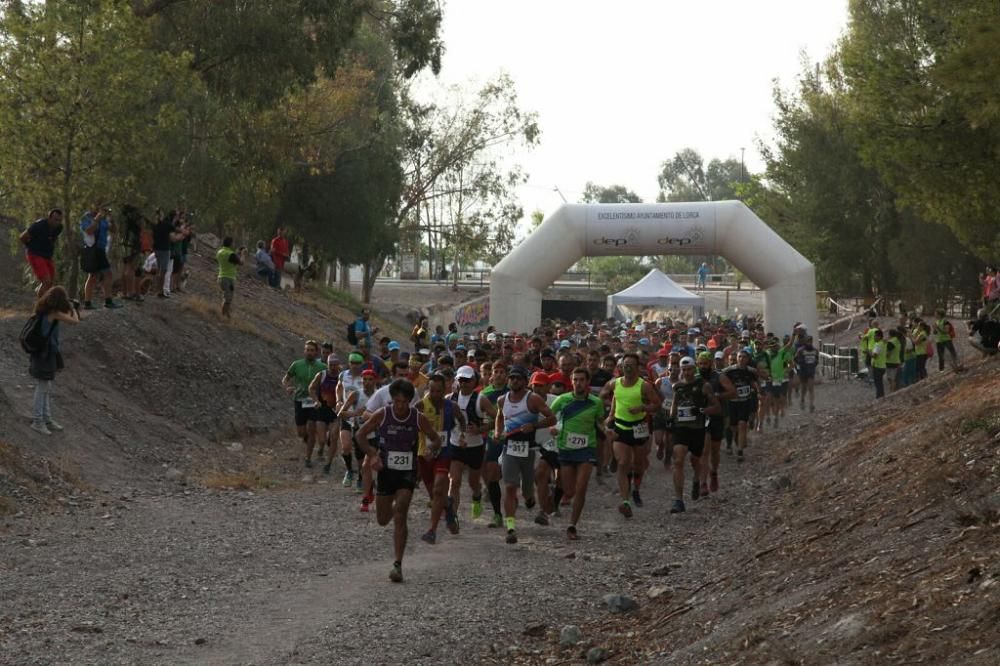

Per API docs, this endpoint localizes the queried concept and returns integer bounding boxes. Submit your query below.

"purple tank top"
[378,405,419,454]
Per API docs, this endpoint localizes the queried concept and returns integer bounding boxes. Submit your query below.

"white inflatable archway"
[490,201,816,335]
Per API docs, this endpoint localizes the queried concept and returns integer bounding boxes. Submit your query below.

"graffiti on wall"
[454,298,489,328]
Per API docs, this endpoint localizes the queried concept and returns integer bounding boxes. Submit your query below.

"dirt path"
[0,381,868,665]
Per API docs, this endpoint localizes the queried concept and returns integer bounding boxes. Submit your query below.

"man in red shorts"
[19,209,64,295]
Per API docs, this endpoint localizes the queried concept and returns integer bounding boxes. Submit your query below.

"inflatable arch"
[490,201,817,335]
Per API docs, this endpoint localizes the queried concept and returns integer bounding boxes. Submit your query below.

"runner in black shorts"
[722,350,760,463]
[668,357,720,514]
[696,352,736,497]
[308,351,341,461]
[355,379,441,583]
[606,353,661,516]
[480,363,508,528]
[281,340,327,468]
[447,365,497,522]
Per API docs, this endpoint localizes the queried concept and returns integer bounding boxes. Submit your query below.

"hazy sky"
[414,0,849,223]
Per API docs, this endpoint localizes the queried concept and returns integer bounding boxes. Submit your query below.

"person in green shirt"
[215,237,246,318]
[281,340,328,467]
[549,367,605,540]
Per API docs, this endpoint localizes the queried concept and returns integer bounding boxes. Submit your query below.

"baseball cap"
[559,340,571,349]
[541,348,555,358]
[740,330,750,338]
[638,337,650,346]
[486,332,497,341]
[657,348,670,358]
[348,353,364,363]
[455,344,466,351]
[714,351,724,360]
[456,365,477,380]
[326,354,341,364]
[697,351,713,362]
[529,371,549,385]
[508,366,529,379]
[679,356,696,367]
[547,372,569,386]
[387,341,401,351]
[361,369,377,378]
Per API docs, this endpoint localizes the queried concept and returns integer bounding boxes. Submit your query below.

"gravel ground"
[0,380,871,665]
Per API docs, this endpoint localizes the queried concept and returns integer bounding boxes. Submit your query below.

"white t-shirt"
[366,384,421,415]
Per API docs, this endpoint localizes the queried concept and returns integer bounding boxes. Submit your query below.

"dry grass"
[181,295,281,344]
[201,466,278,490]
[0,307,22,320]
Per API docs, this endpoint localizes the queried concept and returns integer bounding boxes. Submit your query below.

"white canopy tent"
[606,268,704,319]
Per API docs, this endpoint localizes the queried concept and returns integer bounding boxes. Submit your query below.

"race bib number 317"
[506,440,530,457]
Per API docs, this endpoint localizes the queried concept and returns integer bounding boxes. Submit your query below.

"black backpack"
[346,321,358,345]
[19,315,50,354]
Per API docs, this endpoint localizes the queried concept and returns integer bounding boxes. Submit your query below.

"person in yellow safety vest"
[859,318,878,382]
[885,328,903,392]
[870,329,887,399]
[932,308,961,372]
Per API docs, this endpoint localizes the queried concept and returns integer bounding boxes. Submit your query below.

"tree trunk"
[339,261,351,292]
[362,255,387,304]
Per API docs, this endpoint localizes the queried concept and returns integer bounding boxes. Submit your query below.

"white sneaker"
[46,420,64,432]
[30,422,52,436]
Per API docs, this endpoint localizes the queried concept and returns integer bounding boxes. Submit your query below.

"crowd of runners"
[280,317,827,583]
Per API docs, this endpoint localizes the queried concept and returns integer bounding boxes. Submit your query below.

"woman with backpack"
[27,286,79,435]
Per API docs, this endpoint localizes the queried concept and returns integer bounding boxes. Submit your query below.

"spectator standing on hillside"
[120,205,144,302]
[870,329,887,399]
[19,208,63,296]
[79,203,122,310]
[254,240,279,287]
[215,237,246,318]
[354,308,378,349]
[170,212,194,293]
[152,209,180,299]
[269,227,290,280]
[933,308,961,372]
[27,286,80,435]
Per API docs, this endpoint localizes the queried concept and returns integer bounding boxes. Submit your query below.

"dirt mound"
[0,239,405,511]
[516,361,1000,664]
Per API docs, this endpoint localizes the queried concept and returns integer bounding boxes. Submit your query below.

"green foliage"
[581,183,642,204]
[838,0,1000,256]
[588,256,649,294]
[656,149,743,202]
[0,0,195,293]
[314,284,364,313]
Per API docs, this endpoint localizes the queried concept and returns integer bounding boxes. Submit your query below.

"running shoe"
[525,496,536,510]
[356,475,363,493]
[389,562,403,583]
[360,500,370,513]
[420,530,437,545]
[566,525,579,541]
[488,513,503,528]
[104,301,123,309]
[670,499,686,514]
[342,470,354,487]
[322,462,332,474]
[534,512,549,526]
[45,420,64,432]
[710,471,719,493]
[691,480,700,501]
[471,500,483,519]
[631,489,643,507]
[505,529,518,544]
[618,502,633,519]
[726,443,733,454]
[446,515,460,535]
[30,422,52,436]
[304,459,313,468]
[737,449,745,463]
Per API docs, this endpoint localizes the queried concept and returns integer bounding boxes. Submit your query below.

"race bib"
[386,451,413,471]
[567,433,589,449]
[541,438,557,452]
[736,384,751,399]
[632,422,650,439]
[300,398,317,409]
[506,440,530,457]
[677,406,697,423]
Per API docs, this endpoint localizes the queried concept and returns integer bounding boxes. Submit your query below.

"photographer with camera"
[79,202,122,310]
[216,236,247,318]
[27,286,80,435]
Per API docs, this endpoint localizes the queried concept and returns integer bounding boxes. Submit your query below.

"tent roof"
[609,268,705,307]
